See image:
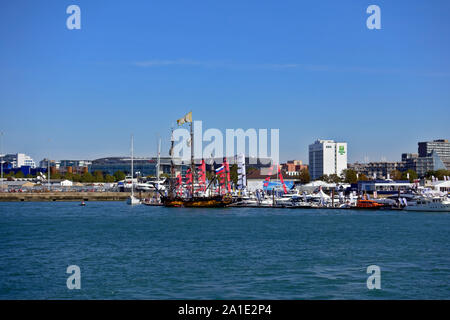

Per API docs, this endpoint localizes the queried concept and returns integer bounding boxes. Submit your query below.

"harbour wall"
[0,192,157,202]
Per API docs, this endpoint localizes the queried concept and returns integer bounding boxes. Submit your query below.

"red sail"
[278,165,287,194]
[224,157,231,193]
[185,168,193,185]
[176,174,182,196]
[197,159,206,191]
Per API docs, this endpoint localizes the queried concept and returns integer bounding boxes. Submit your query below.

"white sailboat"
[127,134,140,205]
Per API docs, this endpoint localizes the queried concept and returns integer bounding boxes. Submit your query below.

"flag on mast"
[237,153,246,190]
[177,111,192,125]
[263,165,274,188]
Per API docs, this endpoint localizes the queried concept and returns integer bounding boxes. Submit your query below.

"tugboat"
[160,112,233,208]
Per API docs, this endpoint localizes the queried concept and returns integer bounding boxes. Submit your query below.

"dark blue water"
[0,202,449,299]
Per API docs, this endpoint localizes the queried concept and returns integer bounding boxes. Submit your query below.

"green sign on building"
[339,146,345,155]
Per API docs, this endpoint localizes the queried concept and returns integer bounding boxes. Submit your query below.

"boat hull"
[161,195,232,208]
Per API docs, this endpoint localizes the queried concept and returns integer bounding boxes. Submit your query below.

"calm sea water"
[0,201,448,299]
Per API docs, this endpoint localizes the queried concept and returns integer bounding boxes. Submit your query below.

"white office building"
[16,153,36,168]
[3,153,36,168]
[309,140,347,180]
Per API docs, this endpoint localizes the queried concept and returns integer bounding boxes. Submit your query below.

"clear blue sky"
[1,0,449,164]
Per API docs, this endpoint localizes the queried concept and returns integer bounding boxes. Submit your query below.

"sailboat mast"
[156,137,161,181]
[190,121,194,198]
[131,134,134,197]
[170,128,175,198]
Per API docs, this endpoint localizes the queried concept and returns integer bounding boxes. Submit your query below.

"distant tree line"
[4,170,128,183]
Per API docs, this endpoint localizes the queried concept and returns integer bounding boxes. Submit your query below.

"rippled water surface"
[0,202,449,299]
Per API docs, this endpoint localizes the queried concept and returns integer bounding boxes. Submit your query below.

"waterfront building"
[418,139,450,158]
[39,159,61,169]
[403,150,448,177]
[402,139,450,177]
[3,153,36,168]
[349,161,406,179]
[281,160,308,176]
[350,139,450,179]
[57,160,91,175]
[59,160,92,168]
[356,179,413,194]
[308,140,347,180]
[89,156,188,177]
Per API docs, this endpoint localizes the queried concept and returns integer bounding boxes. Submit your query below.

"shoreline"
[0,192,154,202]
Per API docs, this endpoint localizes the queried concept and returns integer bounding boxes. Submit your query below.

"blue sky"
[1,0,449,164]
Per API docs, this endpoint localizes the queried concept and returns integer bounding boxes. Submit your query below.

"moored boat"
[356,199,384,209]
[161,112,233,208]
[404,196,450,212]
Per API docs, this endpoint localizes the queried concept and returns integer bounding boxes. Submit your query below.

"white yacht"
[404,196,450,212]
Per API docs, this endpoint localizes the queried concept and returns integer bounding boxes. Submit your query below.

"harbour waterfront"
[0,202,449,299]
[0,192,133,202]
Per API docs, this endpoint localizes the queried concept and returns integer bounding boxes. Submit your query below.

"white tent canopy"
[60,180,73,187]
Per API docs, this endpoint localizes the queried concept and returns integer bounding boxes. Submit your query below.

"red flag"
[263,165,274,187]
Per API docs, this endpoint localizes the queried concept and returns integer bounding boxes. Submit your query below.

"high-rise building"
[418,139,450,158]
[402,139,450,176]
[308,140,347,180]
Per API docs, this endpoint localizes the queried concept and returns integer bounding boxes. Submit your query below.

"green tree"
[72,174,82,182]
[64,172,74,181]
[81,172,94,183]
[328,173,342,183]
[26,174,34,179]
[93,171,104,182]
[342,169,358,184]
[15,171,24,178]
[51,172,61,180]
[113,170,126,181]
[229,164,238,185]
[297,168,310,184]
[401,169,418,182]
[434,169,450,180]
[358,173,369,181]
[105,174,115,183]
[390,170,402,181]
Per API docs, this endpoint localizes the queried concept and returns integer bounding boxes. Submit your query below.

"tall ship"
[160,112,233,208]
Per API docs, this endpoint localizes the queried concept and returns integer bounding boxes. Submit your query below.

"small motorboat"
[80,201,86,206]
[356,199,384,209]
